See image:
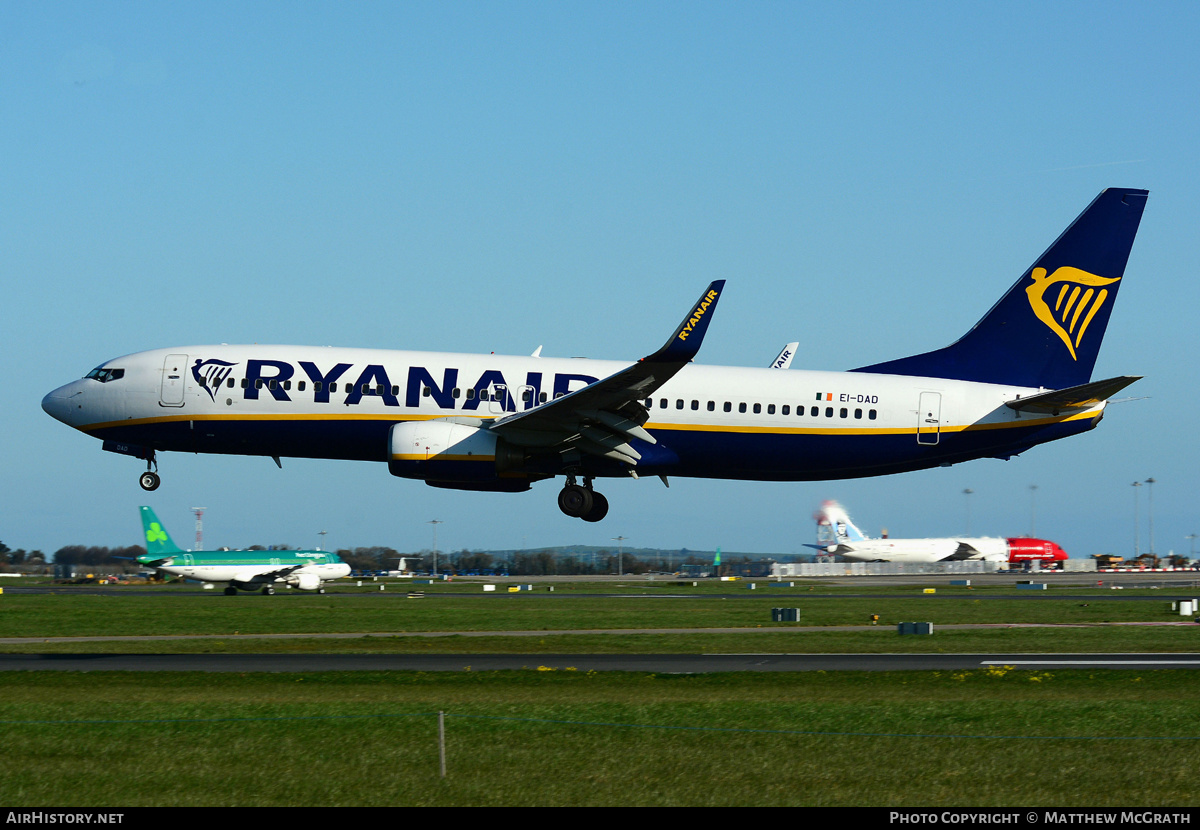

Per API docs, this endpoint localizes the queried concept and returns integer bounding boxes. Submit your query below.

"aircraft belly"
[645,417,1097,481]
[90,418,391,462]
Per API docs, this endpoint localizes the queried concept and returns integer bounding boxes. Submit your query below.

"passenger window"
[738,403,747,414]
[691,400,699,411]
[869,409,877,420]
[855,408,862,419]
[782,405,789,415]
[810,406,818,417]
[825,407,833,417]
[707,401,715,412]
[297,381,306,391]
[839,408,847,418]
[675,399,684,410]
[753,403,762,414]
[314,381,322,392]
[767,404,775,415]
[724,402,732,413]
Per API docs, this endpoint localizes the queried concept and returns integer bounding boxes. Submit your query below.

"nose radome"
[41,388,68,419]
[41,383,81,424]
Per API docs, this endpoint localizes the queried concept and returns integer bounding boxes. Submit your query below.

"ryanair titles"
[676,288,720,342]
[191,358,598,413]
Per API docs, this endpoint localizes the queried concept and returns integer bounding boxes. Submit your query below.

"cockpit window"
[85,367,125,383]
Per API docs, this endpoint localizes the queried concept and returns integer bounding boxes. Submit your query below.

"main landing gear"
[138,450,160,491]
[557,475,609,522]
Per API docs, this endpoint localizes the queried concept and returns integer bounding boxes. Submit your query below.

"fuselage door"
[917,391,941,445]
[160,354,188,408]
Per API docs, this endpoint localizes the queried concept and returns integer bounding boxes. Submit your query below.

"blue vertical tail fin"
[852,188,1148,389]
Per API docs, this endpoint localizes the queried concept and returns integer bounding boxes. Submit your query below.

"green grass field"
[2,580,1198,654]
[1,579,1198,806]
[1,669,1196,807]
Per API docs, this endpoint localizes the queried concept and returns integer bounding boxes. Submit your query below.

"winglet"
[770,342,799,369]
[646,280,726,363]
[138,506,183,561]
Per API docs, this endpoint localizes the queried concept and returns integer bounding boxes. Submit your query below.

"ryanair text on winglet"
[677,289,720,341]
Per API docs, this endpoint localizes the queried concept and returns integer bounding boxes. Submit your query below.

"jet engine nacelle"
[388,419,528,490]
[291,572,321,591]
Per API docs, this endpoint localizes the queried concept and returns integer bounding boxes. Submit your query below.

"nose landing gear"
[557,476,609,522]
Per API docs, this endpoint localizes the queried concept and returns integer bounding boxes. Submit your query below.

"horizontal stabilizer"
[1005,376,1141,415]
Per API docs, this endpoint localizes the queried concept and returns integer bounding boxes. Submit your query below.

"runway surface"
[3,652,1200,672]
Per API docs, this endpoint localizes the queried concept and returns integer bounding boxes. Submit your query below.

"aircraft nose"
[41,383,82,425]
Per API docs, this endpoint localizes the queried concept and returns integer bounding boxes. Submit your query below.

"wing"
[238,565,304,583]
[947,542,982,561]
[488,281,725,467]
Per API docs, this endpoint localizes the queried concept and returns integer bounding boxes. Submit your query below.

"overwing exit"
[43,189,1149,521]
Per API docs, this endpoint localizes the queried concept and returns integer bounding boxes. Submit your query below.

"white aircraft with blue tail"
[43,190,1148,522]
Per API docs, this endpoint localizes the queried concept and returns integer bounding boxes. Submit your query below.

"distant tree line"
[1,540,759,577]
[0,541,47,571]
[334,546,742,576]
[51,545,146,567]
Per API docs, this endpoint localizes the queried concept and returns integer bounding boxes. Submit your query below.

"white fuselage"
[42,345,1105,483]
[830,537,1010,564]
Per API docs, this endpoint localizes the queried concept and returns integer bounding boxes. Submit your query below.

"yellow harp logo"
[1025,266,1120,361]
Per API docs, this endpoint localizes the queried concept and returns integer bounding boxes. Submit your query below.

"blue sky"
[4,1,1199,560]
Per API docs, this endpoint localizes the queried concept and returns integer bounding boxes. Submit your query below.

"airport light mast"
[612,535,627,575]
[1145,478,1156,556]
[191,507,206,551]
[1131,482,1142,558]
[428,519,443,576]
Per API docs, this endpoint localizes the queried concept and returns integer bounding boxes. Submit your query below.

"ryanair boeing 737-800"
[42,189,1148,522]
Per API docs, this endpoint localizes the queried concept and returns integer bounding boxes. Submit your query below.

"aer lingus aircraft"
[43,189,1148,522]
[137,506,351,594]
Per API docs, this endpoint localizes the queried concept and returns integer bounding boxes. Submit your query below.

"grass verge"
[0,669,1195,807]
